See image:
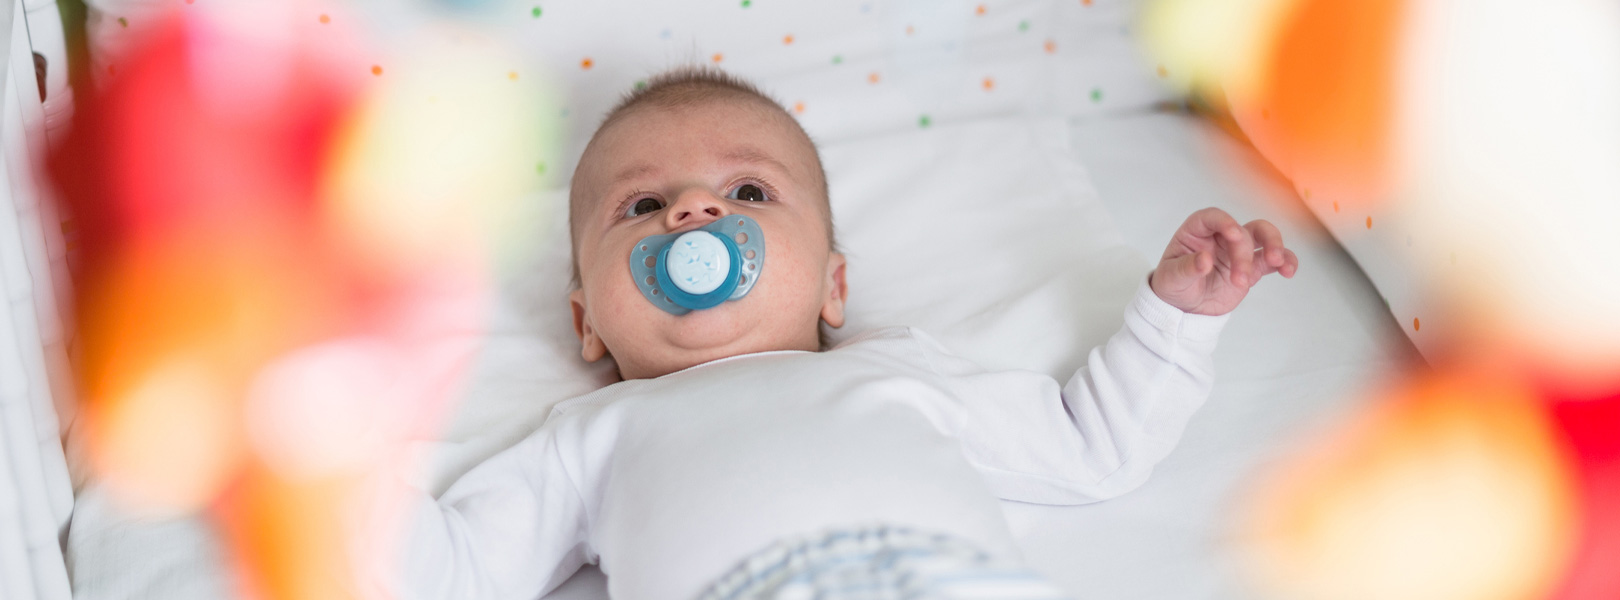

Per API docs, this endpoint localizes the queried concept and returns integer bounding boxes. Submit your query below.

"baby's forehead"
[593,97,807,160]
[577,98,817,189]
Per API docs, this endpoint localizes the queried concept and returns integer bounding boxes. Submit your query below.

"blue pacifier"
[630,215,766,315]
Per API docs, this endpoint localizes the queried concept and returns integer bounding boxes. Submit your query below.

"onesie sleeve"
[365,424,592,600]
[918,275,1229,505]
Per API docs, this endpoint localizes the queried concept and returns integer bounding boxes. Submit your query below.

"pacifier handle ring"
[655,231,744,310]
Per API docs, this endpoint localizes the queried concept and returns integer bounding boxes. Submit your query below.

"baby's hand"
[1150,207,1299,316]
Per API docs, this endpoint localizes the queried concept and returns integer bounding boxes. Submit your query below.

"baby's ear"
[819,252,848,329]
[569,288,609,362]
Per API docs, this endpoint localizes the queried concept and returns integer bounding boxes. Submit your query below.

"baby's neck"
[614,338,822,381]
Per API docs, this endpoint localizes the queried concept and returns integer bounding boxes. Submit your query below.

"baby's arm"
[1050,277,1228,500]
[361,426,591,599]
[919,278,1228,505]
[926,207,1294,504]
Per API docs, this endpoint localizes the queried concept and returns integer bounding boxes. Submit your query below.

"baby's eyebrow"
[721,146,792,177]
[611,162,662,183]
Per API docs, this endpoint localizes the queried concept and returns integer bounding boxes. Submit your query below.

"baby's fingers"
[1252,247,1300,279]
[1280,247,1299,278]
[1169,249,1215,280]
[1178,207,1244,243]
[1245,220,1287,267]
[1222,221,1255,287]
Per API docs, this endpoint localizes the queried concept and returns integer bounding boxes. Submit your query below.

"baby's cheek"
[589,275,645,328]
[762,247,827,313]
[604,280,658,322]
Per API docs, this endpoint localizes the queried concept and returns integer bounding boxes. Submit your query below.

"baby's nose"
[664,189,727,231]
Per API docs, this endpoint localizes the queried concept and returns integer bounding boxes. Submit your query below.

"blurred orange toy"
[1145,0,1406,210]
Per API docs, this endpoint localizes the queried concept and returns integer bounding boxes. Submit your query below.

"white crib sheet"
[533,111,1411,599]
[62,110,1410,600]
[1001,111,1413,599]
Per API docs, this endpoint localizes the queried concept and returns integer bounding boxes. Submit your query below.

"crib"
[3,1,1434,598]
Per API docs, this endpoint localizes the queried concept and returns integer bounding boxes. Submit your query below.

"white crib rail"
[0,0,75,597]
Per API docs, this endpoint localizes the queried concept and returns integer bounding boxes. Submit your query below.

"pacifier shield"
[630,215,767,315]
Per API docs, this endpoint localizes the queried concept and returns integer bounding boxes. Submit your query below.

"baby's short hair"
[597,67,789,144]
[568,66,834,286]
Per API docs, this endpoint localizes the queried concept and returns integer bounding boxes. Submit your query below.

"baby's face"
[569,99,846,380]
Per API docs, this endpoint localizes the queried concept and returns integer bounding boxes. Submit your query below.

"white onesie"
[382,279,1228,600]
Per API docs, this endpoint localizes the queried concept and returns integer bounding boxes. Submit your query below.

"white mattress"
[1005,111,1413,598]
[531,110,1411,599]
[62,109,1413,600]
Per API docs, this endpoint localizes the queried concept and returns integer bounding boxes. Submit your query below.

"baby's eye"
[727,183,769,202]
[626,197,664,217]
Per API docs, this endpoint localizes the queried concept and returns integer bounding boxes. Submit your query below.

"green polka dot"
[918,114,931,128]
[118,16,129,27]
[1018,20,1029,32]
[740,0,751,7]
[531,6,541,18]
[536,162,547,175]
[831,55,843,65]
[1090,88,1103,103]
[634,80,647,90]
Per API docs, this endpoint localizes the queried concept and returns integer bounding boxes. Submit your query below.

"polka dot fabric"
[1047,0,1181,117]
[503,0,1066,157]
[1232,103,1441,359]
[83,0,1180,187]
[500,0,1173,176]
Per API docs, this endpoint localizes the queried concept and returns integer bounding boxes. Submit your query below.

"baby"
[384,67,1298,599]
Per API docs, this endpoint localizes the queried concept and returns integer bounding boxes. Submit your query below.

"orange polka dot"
[783,34,795,45]
[1413,317,1421,331]
[1082,0,1093,5]
[712,53,724,63]
[1302,188,1311,200]
[906,25,915,35]
[508,71,519,81]
[975,4,986,15]
[319,14,330,24]
[793,101,805,114]
[1332,201,1339,213]
[185,0,194,4]
[1156,64,1168,78]
[1366,216,1373,229]
[1044,39,1057,54]
[868,72,881,84]
[982,77,995,91]
[581,57,594,69]
[371,65,383,76]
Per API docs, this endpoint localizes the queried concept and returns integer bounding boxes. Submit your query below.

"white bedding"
[44,0,1418,597]
[61,109,1411,600]
[1005,111,1412,598]
[498,111,1409,599]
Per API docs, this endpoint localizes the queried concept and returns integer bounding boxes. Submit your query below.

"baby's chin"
[658,303,762,352]
[605,294,819,378]
[640,302,815,369]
